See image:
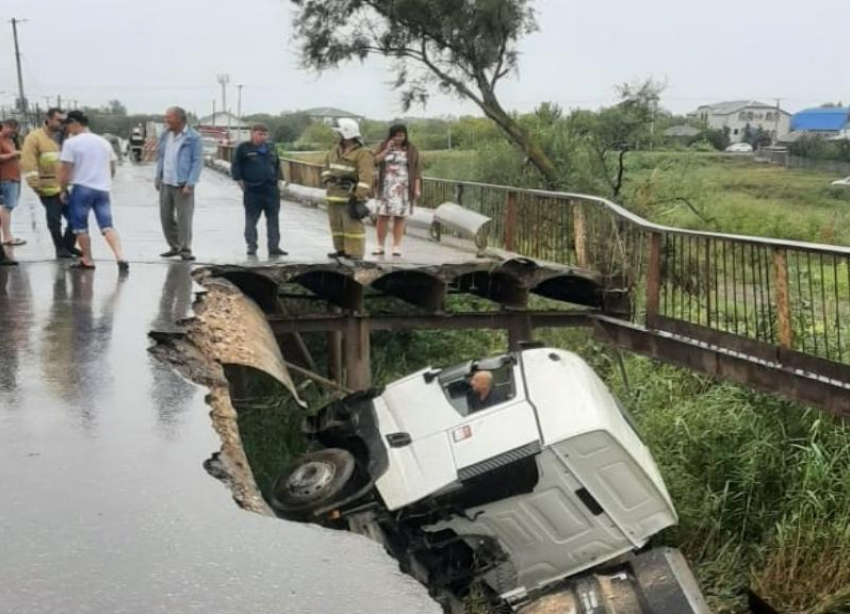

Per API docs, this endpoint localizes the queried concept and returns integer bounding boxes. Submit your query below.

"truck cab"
[270,347,705,613]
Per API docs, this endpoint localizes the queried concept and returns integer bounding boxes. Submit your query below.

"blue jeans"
[244,186,280,251]
[69,185,114,234]
[38,194,76,253]
[0,181,20,210]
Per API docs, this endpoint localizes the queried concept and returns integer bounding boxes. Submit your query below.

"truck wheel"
[270,448,356,518]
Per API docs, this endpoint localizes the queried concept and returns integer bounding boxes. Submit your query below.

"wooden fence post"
[773,247,793,348]
[504,191,518,251]
[646,232,663,329]
[573,204,588,267]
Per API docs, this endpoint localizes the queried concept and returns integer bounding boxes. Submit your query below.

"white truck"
[271,346,710,614]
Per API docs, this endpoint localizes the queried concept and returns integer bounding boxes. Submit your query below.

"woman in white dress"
[373,124,422,257]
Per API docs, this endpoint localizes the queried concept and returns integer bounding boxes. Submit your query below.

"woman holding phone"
[373,124,422,257]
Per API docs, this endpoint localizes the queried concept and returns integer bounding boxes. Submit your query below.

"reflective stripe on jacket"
[21,127,62,196]
[322,143,374,203]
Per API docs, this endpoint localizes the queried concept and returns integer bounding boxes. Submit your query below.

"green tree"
[294,121,336,150]
[245,112,313,145]
[452,116,501,149]
[700,128,730,151]
[567,79,665,198]
[289,0,561,187]
[105,99,127,115]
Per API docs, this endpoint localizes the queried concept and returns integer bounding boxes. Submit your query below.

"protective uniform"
[322,142,374,259]
[21,126,77,256]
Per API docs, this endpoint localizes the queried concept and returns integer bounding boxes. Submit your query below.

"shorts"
[69,185,114,234]
[0,181,20,210]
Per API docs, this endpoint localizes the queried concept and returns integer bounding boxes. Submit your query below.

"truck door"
[449,365,541,478]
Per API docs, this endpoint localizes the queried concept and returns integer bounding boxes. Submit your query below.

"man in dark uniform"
[467,370,507,412]
[231,124,287,257]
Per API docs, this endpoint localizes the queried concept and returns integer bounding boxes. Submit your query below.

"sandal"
[2,238,26,246]
[70,261,96,270]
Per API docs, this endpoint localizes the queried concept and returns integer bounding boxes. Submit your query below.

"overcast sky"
[1,0,847,119]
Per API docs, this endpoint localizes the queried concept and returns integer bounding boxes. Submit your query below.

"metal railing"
[280,157,850,372]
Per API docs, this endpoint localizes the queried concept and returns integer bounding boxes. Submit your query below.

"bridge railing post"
[645,231,663,329]
[573,203,588,267]
[772,247,793,348]
[504,191,518,251]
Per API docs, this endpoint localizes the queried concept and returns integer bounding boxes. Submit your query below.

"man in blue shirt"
[155,106,203,261]
[231,124,286,257]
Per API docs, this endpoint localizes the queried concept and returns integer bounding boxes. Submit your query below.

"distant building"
[790,107,850,138]
[197,111,250,148]
[690,100,791,143]
[304,107,364,125]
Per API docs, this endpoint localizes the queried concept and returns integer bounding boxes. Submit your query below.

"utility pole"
[237,84,243,142]
[43,96,52,109]
[57,94,62,109]
[10,18,29,119]
[217,73,230,141]
[773,97,782,146]
[212,99,217,127]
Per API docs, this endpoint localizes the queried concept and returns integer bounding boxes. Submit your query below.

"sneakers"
[160,249,180,258]
[180,251,196,261]
[269,247,288,256]
[328,250,345,258]
[56,247,75,259]
[246,248,257,256]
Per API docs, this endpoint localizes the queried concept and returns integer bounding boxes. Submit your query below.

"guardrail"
[280,157,850,373]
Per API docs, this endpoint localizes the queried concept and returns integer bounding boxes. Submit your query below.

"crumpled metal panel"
[190,276,302,403]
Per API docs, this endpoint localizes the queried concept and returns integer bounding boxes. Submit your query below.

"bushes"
[790,136,850,164]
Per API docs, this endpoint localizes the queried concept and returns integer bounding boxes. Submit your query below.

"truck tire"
[270,448,356,518]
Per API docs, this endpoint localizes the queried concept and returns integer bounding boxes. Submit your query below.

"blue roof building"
[790,107,850,133]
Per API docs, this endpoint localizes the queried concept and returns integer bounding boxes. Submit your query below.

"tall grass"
[602,353,850,614]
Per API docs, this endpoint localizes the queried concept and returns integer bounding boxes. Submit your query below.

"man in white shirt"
[58,110,128,272]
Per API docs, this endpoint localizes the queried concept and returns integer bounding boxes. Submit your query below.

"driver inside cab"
[467,370,506,412]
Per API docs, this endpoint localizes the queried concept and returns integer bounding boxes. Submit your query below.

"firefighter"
[321,118,374,260]
[21,107,79,258]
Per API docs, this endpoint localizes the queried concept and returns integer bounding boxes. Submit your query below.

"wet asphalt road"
[0,165,441,614]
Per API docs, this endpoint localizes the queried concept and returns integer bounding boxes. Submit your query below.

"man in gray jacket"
[155,106,203,261]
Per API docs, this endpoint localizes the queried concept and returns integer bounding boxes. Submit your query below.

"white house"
[197,111,251,145]
[690,101,791,143]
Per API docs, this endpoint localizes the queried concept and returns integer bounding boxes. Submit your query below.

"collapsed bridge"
[201,153,850,416]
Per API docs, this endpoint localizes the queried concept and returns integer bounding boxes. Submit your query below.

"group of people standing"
[0,108,127,269]
[0,107,422,268]
[231,117,422,262]
[0,105,203,269]
[321,118,422,260]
